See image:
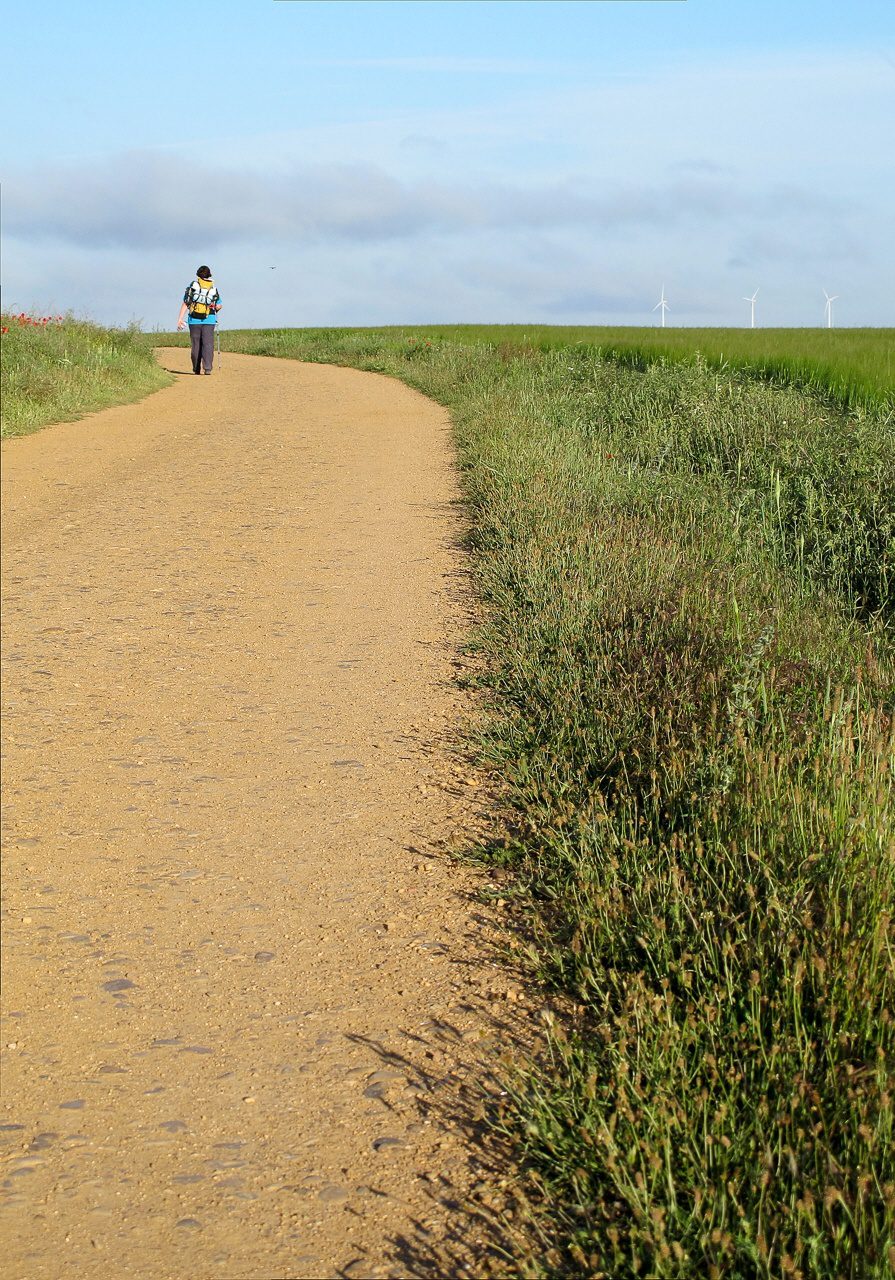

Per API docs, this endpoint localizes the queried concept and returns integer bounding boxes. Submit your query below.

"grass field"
[0,313,171,437]
[12,322,895,1275]
[405,326,894,418]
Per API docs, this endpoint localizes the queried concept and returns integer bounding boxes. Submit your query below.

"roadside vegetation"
[207,325,893,1278]
[412,325,894,418]
[0,313,170,437]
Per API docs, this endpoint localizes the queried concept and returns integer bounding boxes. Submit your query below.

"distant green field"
[352,325,895,417]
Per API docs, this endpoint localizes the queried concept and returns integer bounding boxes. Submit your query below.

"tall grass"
[406,326,895,419]
[587,327,893,419]
[205,326,893,1277]
[1,314,170,437]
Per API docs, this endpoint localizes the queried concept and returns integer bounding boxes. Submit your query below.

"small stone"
[22,917,32,925]
[317,1184,349,1202]
[344,1262,385,1278]
[29,1133,58,1151]
[242,1097,256,1104]
[175,1218,202,1230]
[372,1136,406,1153]
[253,951,275,963]
[367,1069,405,1086]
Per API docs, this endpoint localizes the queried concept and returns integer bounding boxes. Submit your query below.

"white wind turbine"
[743,288,759,328]
[823,289,839,328]
[653,284,669,327]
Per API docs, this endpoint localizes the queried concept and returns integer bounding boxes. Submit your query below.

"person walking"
[177,266,222,374]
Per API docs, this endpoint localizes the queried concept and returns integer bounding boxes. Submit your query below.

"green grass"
[416,326,894,419]
[193,325,893,1278]
[1,314,171,437]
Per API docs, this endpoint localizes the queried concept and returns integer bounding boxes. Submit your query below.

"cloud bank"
[5,151,840,253]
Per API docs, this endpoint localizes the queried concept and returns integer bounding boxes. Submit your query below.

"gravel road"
[0,349,515,1278]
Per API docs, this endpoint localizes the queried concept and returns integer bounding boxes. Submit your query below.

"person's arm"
[177,301,188,331]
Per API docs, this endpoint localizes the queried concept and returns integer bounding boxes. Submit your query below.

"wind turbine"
[743,288,759,328]
[823,289,838,329]
[653,284,669,328]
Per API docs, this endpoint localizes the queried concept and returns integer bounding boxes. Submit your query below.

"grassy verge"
[163,327,895,1275]
[1,313,171,438]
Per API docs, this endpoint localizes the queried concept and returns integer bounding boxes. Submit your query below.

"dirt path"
[0,349,515,1279]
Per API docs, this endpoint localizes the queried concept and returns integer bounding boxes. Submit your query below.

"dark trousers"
[189,323,215,373]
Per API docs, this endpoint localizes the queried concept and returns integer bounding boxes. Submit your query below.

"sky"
[2,0,893,329]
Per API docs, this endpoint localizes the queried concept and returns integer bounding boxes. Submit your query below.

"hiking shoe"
[204,369,212,375]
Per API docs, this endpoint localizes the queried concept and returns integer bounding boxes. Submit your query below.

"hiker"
[177,266,222,374]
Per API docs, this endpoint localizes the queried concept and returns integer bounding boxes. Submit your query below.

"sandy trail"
[0,350,511,1278]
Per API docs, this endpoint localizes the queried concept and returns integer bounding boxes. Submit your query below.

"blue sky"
[3,0,893,328]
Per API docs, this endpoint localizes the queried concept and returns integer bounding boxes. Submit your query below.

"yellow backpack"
[188,278,218,319]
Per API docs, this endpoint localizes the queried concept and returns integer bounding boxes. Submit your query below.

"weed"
[1,313,170,437]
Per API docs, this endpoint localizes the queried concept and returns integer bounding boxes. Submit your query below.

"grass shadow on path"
[336,885,543,1278]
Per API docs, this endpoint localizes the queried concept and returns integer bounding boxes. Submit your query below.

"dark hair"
[197,265,212,279]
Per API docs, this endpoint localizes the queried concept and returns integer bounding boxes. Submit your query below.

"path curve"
[1,349,509,1278]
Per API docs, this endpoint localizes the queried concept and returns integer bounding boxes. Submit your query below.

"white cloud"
[4,151,847,253]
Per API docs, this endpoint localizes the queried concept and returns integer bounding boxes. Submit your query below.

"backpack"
[187,279,218,319]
